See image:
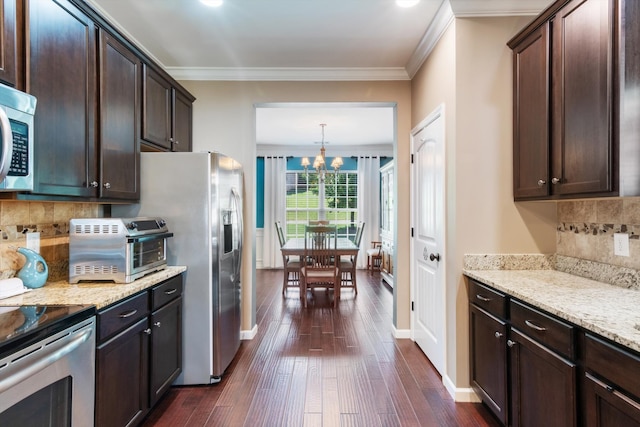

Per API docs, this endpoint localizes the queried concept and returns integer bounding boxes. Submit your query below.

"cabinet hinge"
[411,227,414,237]
[411,154,414,164]
[411,301,414,311]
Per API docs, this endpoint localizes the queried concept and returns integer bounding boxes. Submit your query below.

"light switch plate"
[26,232,40,253]
[614,232,630,257]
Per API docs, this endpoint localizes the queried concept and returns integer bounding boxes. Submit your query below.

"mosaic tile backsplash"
[0,202,101,281]
[557,198,640,270]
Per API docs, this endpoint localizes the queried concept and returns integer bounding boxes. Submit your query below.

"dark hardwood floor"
[142,269,500,426]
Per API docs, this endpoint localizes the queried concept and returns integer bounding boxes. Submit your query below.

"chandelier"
[301,124,343,178]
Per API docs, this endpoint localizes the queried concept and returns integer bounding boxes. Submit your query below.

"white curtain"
[262,156,287,268]
[357,157,380,268]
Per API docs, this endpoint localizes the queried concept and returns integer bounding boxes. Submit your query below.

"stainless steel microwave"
[0,84,36,191]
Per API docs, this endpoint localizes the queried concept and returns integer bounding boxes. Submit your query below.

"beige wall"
[178,80,412,331]
[411,16,558,390]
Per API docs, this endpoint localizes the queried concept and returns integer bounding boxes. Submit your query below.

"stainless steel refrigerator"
[113,152,243,385]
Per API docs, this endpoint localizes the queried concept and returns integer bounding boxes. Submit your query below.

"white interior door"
[410,105,445,375]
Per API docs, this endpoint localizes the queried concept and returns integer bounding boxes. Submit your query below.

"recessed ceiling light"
[396,0,420,7]
[200,0,223,7]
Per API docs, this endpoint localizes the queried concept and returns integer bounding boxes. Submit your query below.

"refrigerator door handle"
[231,187,243,283]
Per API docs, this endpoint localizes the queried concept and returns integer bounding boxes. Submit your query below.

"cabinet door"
[469,304,508,425]
[149,296,182,406]
[95,317,150,427]
[584,373,640,427]
[0,0,17,87]
[27,0,97,197]
[142,64,172,150]
[98,30,140,200]
[550,0,613,196]
[509,328,577,427]
[512,23,550,199]
[172,89,192,152]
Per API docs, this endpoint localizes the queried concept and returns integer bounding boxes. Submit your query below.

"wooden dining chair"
[308,220,330,225]
[275,221,302,295]
[300,225,339,307]
[339,222,365,294]
[367,241,383,272]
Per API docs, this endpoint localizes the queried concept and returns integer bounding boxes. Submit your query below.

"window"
[285,171,358,240]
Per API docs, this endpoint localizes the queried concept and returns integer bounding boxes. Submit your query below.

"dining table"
[280,237,360,257]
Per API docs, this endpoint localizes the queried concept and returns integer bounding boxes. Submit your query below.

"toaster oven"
[69,217,173,284]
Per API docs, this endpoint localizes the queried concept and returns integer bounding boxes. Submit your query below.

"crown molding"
[166,67,410,82]
[405,0,455,79]
[449,0,553,17]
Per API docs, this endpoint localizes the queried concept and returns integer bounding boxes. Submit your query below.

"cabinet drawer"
[510,299,575,360]
[468,279,506,319]
[151,275,183,310]
[98,292,149,341]
[585,333,640,401]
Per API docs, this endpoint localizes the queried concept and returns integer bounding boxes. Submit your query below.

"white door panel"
[411,105,445,376]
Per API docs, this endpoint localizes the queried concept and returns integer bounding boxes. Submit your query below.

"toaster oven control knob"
[158,219,166,228]
[128,222,138,230]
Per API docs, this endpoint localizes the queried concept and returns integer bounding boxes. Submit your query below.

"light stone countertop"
[464,269,640,354]
[0,266,187,310]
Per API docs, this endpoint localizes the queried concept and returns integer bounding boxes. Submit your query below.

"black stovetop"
[0,304,96,359]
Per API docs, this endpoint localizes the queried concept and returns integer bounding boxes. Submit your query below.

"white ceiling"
[85,0,552,149]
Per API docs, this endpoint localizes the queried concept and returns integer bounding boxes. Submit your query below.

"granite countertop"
[464,268,640,354]
[0,266,187,310]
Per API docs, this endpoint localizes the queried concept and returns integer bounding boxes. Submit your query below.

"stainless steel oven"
[0,305,96,426]
[69,217,173,283]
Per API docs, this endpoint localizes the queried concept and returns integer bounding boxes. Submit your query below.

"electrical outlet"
[614,233,630,257]
[26,232,40,253]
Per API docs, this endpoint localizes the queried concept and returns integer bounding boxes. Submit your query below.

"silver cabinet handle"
[507,339,516,348]
[144,328,152,335]
[164,289,177,295]
[174,140,180,145]
[495,332,503,338]
[537,179,546,186]
[169,137,175,143]
[103,182,111,189]
[476,294,491,302]
[525,320,547,331]
[119,309,137,318]
[154,321,161,328]
[90,181,99,188]
[551,177,561,184]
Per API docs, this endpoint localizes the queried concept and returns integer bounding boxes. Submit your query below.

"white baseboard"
[393,325,411,339]
[241,324,258,340]
[443,375,481,402]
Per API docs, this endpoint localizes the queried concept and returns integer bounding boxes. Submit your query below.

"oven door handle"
[126,232,174,244]
[0,107,13,185]
[0,324,93,394]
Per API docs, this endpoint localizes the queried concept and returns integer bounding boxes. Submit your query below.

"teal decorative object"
[16,247,49,289]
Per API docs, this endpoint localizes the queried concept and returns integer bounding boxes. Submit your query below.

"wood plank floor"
[142,269,501,427]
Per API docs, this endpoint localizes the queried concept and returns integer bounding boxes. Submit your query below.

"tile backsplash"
[0,201,102,281]
[557,198,640,269]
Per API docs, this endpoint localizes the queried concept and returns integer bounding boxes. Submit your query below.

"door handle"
[429,253,440,262]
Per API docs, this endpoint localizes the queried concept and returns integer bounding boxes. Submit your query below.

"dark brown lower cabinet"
[95,274,183,427]
[583,333,640,427]
[150,296,182,406]
[584,373,640,427]
[96,317,150,427]
[469,304,508,425]
[508,328,577,427]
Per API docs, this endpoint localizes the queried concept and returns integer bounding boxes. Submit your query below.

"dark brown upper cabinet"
[27,0,98,198]
[0,0,18,87]
[142,64,194,152]
[509,0,616,200]
[98,29,140,200]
